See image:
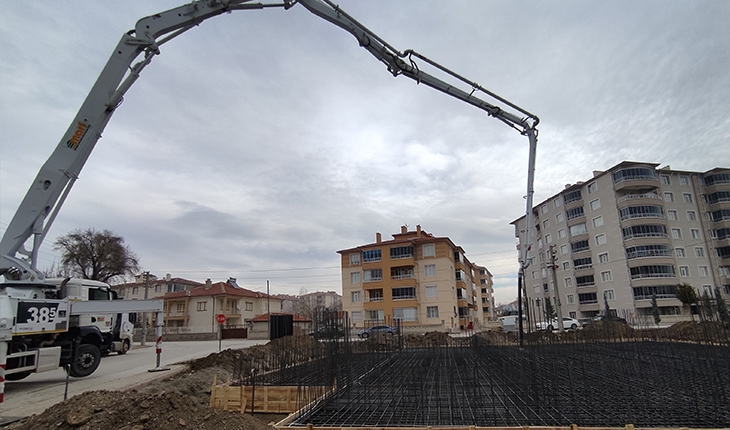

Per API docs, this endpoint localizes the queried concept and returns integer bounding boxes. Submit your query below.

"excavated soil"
[6,346,288,430]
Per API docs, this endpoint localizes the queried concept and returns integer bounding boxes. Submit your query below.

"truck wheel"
[5,371,32,381]
[118,339,130,355]
[70,344,101,377]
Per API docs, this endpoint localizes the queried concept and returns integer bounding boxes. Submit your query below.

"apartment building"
[511,161,730,325]
[161,279,282,333]
[338,225,495,331]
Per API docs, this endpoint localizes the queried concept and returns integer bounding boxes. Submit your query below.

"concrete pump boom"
[0,0,538,287]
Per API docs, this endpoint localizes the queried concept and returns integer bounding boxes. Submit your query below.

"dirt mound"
[8,389,279,430]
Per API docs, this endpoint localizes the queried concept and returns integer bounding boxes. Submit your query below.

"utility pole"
[549,245,565,332]
[141,271,149,346]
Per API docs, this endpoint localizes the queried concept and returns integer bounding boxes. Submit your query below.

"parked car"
[358,325,397,338]
[308,326,346,339]
[536,317,581,331]
[584,315,629,327]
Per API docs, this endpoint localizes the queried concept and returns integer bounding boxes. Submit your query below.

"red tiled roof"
[161,281,276,300]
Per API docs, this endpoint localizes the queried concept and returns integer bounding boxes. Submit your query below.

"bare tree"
[54,228,139,283]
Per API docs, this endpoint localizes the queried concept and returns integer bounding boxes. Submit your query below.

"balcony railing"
[626,249,673,259]
[574,264,593,270]
[623,232,667,240]
[393,295,417,300]
[616,192,662,204]
[620,213,664,221]
[630,273,676,280]
[366,297,384,302]
[391,274,414,280]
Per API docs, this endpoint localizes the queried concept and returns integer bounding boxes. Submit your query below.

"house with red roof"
[161,278,282,333]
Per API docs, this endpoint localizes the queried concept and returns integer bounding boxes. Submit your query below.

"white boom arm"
[0,0,538,283]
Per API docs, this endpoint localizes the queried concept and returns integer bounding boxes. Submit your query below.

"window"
[695,247,705,258]
[351,291,361,302]
[392,287,416,300]
[351,272,361,284]
[197,301,207,311]
[613,167,657,183]
[687,211,697,221]
[587,182,598,194]
[668,210,678,220]
[564,190,582,204]
[365,309,384,321]
[362,249,381,262]
[619,205,664,221]
[424,264,436,277]
[245,302,254,311]
[699,266,709,277]
[593,216,604,228]
[154,285,161,293]
[349,253,360,265]
[364,269,383,282]
[545,234,552,244]
[679,175,689,186]
[664,192,674,203]
[595,234,607,245]
[566,206,585,221]
[679,266,690,277]
[532,271,538,279]
[563,261,570,270]
[393,307,417,321]
[541,268,547,278]
[672,228,682,239]
[556,213,564,223]
[623,224,668,239]
[422,243,435,257]
[576,275,595,287]
[427,306,439,318]
[455,269,467,281]
[570,223,587,237]
[567,294,575,304]
[626,244,672,259]
[541,205,548,214]
[604,289,615,300]
[425,285,438,298]
[691,229,701,239]
[176,303,185,312]
[601,271,612,282]
[598,252,609,263]
[553,198,561,207]
[558,229,566,239]
[565,277,573,288]
[571,240,590,253]
[543,219,549,229]
[351,311,362,323]
[560,244,569,255]
[537,238,543,249]
[390,246,414,259]
[630,265,676,279]
[132,287,139,295]
[590,199,601,211]
[661,175,671,185]
[683,193,693,203]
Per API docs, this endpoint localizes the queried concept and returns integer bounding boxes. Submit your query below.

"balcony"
[616,192,662,205]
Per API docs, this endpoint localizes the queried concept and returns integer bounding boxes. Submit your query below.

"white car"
[536,317,581,331]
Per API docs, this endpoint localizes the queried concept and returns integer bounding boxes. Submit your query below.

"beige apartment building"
[512,161,730,325]
[338,225,495,332]
[112,273,202,300]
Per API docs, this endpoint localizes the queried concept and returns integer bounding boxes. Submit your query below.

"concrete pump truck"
[0,0,539,404]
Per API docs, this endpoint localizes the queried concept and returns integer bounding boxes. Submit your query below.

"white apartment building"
[512,162,730,325]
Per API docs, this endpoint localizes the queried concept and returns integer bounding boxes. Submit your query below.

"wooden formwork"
[209,374,329,414]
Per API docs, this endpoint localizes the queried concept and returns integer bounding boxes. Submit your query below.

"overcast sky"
[1,1,728,304]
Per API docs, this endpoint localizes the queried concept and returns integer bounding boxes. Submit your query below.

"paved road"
[1,339,267,420]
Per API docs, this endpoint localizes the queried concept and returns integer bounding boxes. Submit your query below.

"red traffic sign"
[216,314,226,324]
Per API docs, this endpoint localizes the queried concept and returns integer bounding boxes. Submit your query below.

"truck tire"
[70,344,101,377]
[117,339,130,355]
[5,371,32,381]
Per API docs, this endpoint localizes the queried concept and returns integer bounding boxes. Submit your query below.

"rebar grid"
[284,340,730,428]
